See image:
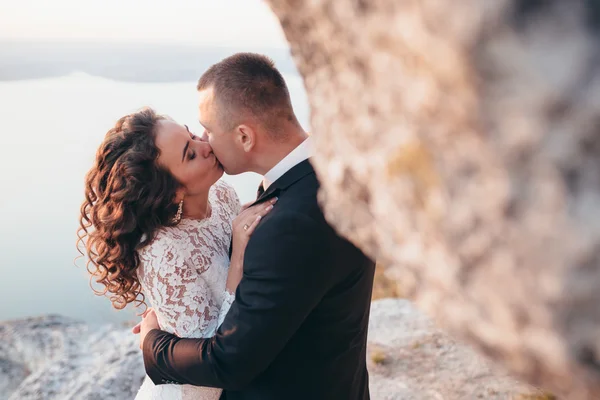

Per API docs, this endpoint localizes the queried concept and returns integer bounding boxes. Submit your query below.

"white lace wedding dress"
[135,179,241,400]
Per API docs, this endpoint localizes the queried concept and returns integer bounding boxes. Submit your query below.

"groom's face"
[198,88,246,175]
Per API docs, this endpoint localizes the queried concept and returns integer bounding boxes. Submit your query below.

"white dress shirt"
[262,137,314,190]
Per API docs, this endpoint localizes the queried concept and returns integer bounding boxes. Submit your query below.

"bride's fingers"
[246,201,275,226]
[240,201,253,212]
[244,215,263,235]
[262,201,276,216]
[254,198,277,216]
[237,197,277,233]
[241,197,277,219]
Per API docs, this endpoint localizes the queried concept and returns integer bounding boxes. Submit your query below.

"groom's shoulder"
[279,174,322,216]
[253,209,327,246]
[258,164,327,230]
[283,167,319,201]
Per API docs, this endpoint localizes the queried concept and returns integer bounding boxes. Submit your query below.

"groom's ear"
[237,125,256,153]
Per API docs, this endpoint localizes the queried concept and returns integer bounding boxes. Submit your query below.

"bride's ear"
[237,124,255,152]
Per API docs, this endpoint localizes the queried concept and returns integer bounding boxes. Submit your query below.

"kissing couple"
[79,53,375,400]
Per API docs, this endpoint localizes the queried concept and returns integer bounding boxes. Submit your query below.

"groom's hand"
[131,307,153,334]
[139,309,159,349]
[133,308,160,350]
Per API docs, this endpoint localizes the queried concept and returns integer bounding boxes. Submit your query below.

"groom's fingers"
[142,308,153,318]
[132,323,141,334]
[132,307,153,334]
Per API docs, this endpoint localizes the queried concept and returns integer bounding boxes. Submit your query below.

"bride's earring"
[172,198,184,223]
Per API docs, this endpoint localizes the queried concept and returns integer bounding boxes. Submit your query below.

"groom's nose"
[200,131,209,142]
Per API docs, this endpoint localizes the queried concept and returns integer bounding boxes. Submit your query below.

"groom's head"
[197,53,302,175]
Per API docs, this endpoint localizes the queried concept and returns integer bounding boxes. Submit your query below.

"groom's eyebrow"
[182,141,190,162]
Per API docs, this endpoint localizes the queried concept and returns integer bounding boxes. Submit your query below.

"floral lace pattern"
[135,180,241,400]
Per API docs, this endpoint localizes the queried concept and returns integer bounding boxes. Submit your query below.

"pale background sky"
[0,0,288,48]
[0,0,307,324]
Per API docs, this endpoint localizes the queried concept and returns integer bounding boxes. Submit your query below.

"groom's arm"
[142,211,332,389]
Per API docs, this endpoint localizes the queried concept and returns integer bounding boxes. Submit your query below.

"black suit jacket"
[143,160,376,400]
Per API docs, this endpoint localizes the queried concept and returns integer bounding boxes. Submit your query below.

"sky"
[0,0,288,48]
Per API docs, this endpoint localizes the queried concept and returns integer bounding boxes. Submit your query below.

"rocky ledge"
[0,299,543,399]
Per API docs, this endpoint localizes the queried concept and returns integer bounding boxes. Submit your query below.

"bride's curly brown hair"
[77,108,182,310]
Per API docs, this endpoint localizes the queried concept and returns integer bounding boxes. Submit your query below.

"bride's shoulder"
[138,226,187,254]
[212,179,241,216]
[212,179,240,202]
[212,179,234,193]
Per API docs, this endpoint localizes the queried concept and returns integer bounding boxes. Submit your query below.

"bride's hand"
[225,198,276,294]
[231,197,278,262]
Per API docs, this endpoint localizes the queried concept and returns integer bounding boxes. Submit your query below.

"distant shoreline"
[0,40,297,83]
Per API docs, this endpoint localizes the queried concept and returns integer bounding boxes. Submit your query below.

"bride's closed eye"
[184,124,200,140]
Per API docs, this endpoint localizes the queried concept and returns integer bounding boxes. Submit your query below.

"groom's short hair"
[197,53,298,136]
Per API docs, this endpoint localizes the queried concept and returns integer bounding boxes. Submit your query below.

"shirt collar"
[263,136,314,190]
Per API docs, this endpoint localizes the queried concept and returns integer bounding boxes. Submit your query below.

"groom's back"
[224,162,375,400]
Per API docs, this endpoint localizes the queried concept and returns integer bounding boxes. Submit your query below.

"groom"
[137,53,376,400]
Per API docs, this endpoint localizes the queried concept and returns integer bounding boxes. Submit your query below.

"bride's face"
[154,119,223,196]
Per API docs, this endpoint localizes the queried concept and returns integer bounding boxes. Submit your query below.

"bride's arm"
[225,198,277,294]
[208,180,277,330]
[216,180,276,297]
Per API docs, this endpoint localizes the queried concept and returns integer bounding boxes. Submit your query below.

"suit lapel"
[252,159,315,205]
[229,159,315,260]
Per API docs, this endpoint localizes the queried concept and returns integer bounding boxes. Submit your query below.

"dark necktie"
[257,182,265,199]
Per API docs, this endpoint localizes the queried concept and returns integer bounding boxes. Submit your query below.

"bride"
[77,108,276,399]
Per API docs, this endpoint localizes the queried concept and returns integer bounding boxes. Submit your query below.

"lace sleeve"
[138,231,229,339]
[218,291,235,327]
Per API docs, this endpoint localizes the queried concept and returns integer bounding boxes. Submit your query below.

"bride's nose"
[197,141,213,158]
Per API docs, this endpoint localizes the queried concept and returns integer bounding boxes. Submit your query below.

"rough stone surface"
[368,299,540,399]
[0,315,144,399]
[266,0,600,397]
[0,301,539,399]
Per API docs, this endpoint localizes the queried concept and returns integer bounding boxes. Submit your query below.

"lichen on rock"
[266,0,600,397]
